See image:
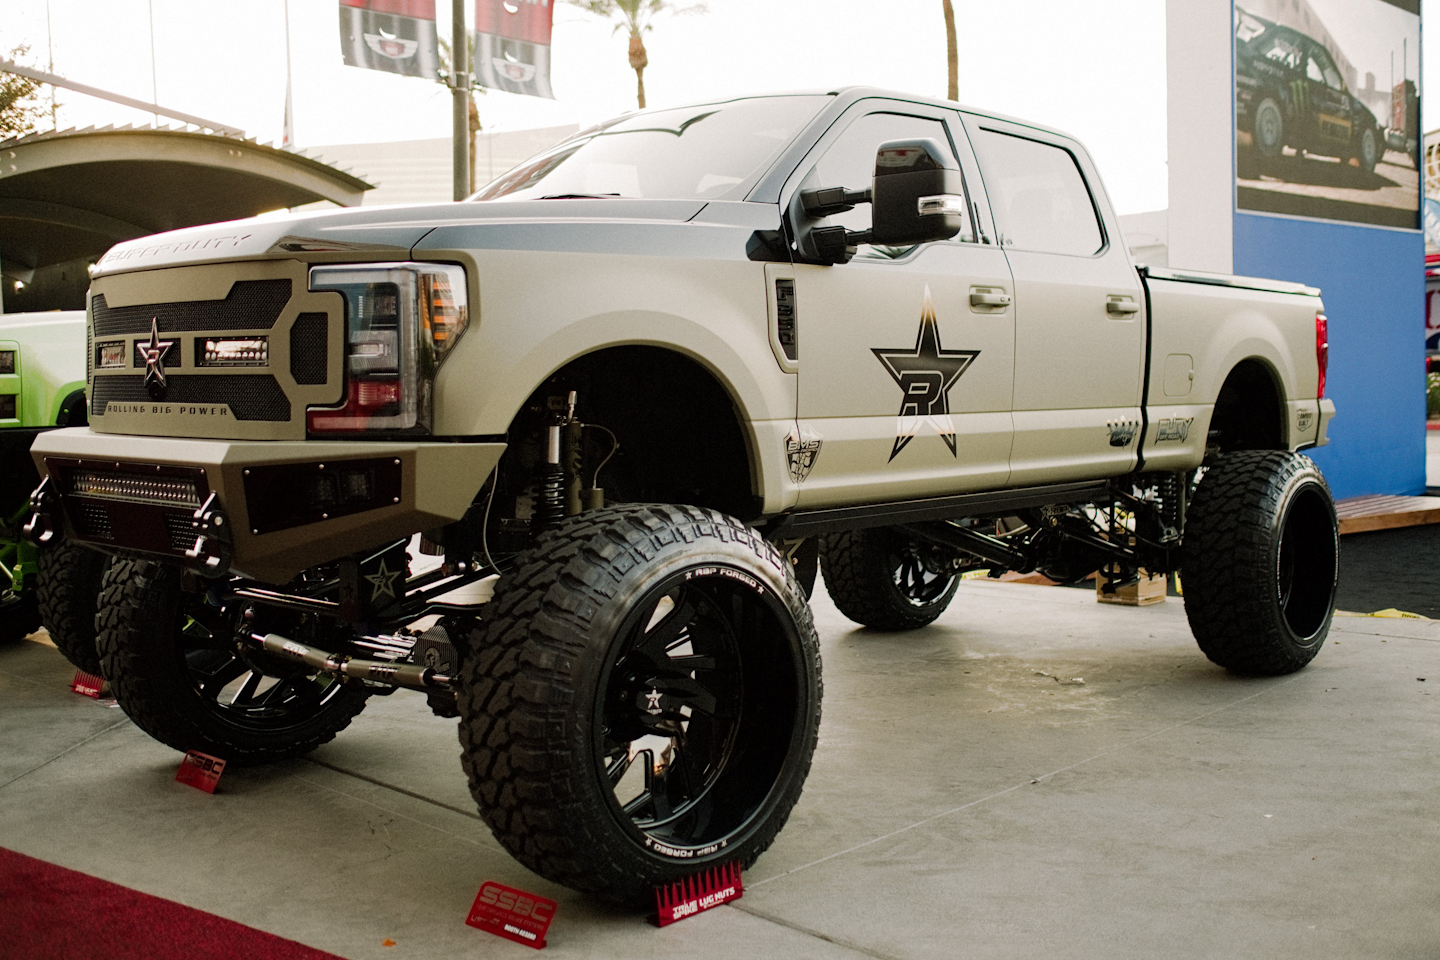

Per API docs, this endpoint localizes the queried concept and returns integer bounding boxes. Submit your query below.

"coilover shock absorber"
[533,391,576,531]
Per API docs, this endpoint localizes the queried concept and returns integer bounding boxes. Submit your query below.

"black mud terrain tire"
[97,558,369,764]
[1182,451,1338,675]
[820,527,960,630]
[457,504,821,903]
[35,541,108,673]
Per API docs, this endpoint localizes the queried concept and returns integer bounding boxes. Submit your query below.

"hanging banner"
[339,0,440,79]
[474,0,555,99]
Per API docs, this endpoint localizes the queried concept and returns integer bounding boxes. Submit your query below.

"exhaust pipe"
[248,632,454,692]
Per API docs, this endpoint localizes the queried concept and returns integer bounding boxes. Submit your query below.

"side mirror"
[870,138,968,247]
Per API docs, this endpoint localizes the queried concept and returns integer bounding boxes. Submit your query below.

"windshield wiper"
[539,193,622,200]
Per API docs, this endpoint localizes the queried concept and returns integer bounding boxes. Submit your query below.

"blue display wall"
[1234,213,1426,499]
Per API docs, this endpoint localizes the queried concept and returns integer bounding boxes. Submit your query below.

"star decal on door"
[872,285,979,462]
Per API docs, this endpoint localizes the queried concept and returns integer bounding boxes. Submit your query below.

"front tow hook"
[22,477,61,547]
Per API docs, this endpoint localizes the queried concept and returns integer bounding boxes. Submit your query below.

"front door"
[785,101,1016,509]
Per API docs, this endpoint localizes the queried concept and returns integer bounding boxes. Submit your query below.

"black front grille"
[92,279,292,336]
[289,312,329,385]
[165,512,198,553]
[92,375,291,421]
[78,503,114,540]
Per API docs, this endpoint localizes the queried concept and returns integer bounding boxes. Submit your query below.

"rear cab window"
[970,129,1105,258]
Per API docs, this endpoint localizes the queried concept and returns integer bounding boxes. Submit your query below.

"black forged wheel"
[1181,451,1339,675]
[457,504,822,902]
[819,526,961,630]
[35,541,109,673]
[96,559,369,764]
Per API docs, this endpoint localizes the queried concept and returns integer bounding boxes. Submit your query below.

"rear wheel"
[819,527,961,630]
[457,504,821,902]
[1181,451,1338,675]
[96,559,369,764]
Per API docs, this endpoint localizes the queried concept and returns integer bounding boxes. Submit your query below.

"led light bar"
[198,337,269,367]
[67,470,201,506]
[96,342,127,369]
[0,350,14,375]
[0,395,15,419]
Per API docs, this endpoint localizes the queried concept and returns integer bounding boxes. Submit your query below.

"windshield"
[472,95,829,202]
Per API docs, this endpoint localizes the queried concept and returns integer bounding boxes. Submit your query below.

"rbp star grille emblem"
[872,285,979,461]
[136,317,176,401]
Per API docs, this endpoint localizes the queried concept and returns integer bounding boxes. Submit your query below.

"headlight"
[305,262,469,435]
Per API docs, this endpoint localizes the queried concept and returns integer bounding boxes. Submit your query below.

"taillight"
[306,263,469,435]
[1315,312,1328,399]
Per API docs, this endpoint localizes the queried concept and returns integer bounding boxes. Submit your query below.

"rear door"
[784,100,1016,508]
[964,116,1145,485]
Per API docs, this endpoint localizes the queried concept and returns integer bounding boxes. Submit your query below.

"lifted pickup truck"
[28,87,1338,902]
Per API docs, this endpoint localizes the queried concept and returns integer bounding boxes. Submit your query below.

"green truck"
[0,309,105,670]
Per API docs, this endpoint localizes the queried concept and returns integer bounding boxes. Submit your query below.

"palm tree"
[568,0,707,110]
[942,0,957,101]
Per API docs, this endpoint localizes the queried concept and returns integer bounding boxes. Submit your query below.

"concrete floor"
[4,578,1440,959]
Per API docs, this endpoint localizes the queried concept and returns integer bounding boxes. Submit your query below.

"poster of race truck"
[1235,0,1421,229]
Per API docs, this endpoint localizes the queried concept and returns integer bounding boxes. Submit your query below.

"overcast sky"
[0,0,1434,215]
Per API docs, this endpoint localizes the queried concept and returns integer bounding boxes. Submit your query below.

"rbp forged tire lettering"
[1181,451,1339,676]
[456,503,822,903]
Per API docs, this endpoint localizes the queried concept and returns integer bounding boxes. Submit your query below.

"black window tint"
[811,112,973,256]
[973,130,1103,257]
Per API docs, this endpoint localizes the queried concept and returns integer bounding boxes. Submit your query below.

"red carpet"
[0,848,347,960]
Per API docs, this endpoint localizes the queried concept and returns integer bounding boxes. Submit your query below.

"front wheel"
[1181,451,1338,675]
[1252,97,1285,159]
[1357,126,1380,173]
[819,527,961,630]
[457,504,821,902]
[35,541,109,673]
[96,559,370,764]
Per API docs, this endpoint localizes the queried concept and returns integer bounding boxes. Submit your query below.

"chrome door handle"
[969,290,1012,308]
[1106,296,1140,316]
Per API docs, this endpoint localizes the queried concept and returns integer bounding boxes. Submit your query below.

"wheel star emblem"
[365,558,402,602]
[644,688,664,714]
[137,317,176,400]
[872,285,979,461]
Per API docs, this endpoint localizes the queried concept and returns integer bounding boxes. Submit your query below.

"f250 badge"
[1156,417,1194,442]
[873,286,978,462]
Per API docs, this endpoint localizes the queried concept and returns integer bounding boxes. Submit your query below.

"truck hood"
[91,198,711,277]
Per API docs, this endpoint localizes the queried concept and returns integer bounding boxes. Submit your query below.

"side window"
[972,129,1103,257]
[808,112,974,258]
[1306,55,1326,84]
[1315,50,1344,91]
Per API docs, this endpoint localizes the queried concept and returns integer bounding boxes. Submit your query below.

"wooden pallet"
[1334,495,1440,534]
